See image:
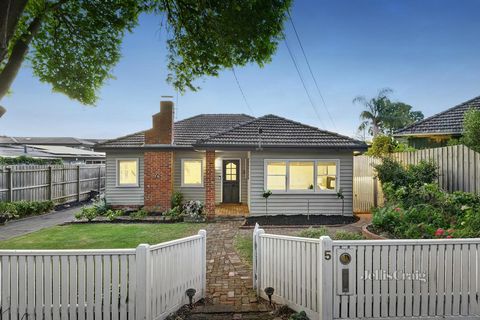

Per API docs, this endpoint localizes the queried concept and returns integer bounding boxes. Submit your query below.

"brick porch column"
[144,151,173,212]
[205,150,216,218]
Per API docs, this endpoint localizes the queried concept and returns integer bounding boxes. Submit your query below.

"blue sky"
[1,0,480,139]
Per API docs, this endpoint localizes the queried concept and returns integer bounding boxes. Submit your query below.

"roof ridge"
[395,95,480,135]
[174,113,254,125]
[95,130,146,147]
[195,116,263,144]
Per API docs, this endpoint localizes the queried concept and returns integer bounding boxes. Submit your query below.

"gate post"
[253,224,264,295]
[136,244,151,320]
[198,229,207,298]
[318,236,333,320]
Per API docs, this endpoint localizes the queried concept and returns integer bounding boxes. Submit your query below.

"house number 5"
[324,250,332,260]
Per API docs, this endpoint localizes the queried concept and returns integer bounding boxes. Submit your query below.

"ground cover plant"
[0,200,54,223]
[0,223,206,249]
[371,158,480,238]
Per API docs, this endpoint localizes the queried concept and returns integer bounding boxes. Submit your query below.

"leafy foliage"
[129,209,148,219]
[1,0,292,104]
[354,88,423,137]
[0,156,62,165]
[0,200,54,222]
[462,107,480,152]
[289,311,309,320]
[171,191,184,208]
[181,200,204,218]
[298,227,364,240]
[75,200,122,222]
[366,135,415,157]
[373,158,437,190]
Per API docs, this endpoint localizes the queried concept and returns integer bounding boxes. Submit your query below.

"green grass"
[234,235,253,265]
[0,223,206,249]
[297,227,365,240]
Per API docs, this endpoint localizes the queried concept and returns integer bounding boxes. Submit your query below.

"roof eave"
[193,144,368,152]
[394,131,462,137]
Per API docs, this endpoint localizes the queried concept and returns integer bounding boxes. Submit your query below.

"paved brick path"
[205,221,270,313]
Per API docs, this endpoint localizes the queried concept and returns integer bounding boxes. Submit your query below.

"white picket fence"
[0,230,206,320]
[253,225,480,320]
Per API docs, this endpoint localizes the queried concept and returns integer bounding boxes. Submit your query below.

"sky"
[1,0,480,139]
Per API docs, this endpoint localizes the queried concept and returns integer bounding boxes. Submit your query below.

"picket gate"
[253,224,480,320]
[0,230,206,320]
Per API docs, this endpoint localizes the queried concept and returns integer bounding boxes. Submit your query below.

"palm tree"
[353,88,393,137]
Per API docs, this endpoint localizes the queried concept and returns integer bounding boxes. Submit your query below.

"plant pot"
[362,224,388,240]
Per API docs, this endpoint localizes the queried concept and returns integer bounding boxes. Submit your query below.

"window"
[182,159,203,187]
[225,162,237,181]
[317,162,337,190]
[289,161,314,190]
[266,161,287,191]
[117,159,138,186]
[265,160,339,193]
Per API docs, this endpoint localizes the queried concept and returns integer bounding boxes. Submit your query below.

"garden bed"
[243,214,357,227]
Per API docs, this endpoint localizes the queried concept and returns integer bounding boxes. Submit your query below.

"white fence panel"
[0,230,207,320]
[253,226,480,320]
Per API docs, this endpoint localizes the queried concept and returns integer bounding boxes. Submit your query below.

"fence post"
[135,244,151,320]
[253,223,259,290]
[6,167,13,202]
[198,229,207,298]
[373,176,378,208]
[76,165,81,202]
[253,225,265,296]
[98,166,102,194]
[318,236,333,320]
[48,166,53,201]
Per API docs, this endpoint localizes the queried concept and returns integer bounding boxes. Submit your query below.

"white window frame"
[264,159,340,194]
[116,158,140,187]
[181,158,204,187]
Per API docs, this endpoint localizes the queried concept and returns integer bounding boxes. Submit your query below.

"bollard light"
[186,288,196,308]
[264,286,274,306]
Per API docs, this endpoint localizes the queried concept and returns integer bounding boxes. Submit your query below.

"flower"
[446,235,453,239]
[434,228,445,237]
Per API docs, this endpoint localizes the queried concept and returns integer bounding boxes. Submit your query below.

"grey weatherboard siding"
[106,152,144,206]
[249,150,353,216]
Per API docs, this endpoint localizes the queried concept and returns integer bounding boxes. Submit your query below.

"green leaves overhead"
[0,0,292,105]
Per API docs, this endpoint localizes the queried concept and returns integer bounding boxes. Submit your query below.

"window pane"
[327,164,336,175]
[267,175,286,190]
[183,160,202,185]
[267,161,286,175]
[119,160,137,185]
[289,161,314,190]
[317,164,328,175]
[317,162,336,175]
[317,176,336,190]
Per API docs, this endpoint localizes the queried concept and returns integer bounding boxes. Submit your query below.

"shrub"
[130,209,148,219]
[182,200,204,218]
[106,209,123,221]
[298,227,329,238]
[165,206,182,217]
[366,135,396,157]
[0,156,63,165]
[75,207,98,222]
[171,191,184,208]
[0,202,19,222]
[333,230,365,240]
[462,107,480,152]
[289,311,309,320]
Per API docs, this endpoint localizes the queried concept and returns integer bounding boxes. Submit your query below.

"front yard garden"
[370,158,480,239]
[0,223,206,249]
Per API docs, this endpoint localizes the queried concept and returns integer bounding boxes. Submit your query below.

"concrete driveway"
[0,206,81,241]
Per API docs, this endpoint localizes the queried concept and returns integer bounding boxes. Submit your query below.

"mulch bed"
[243,214,357,227]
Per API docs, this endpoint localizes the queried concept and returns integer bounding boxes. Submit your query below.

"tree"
[462,107,480,152]
[354,88,392,137]
[0,0,292,105]
[354,88,423,137]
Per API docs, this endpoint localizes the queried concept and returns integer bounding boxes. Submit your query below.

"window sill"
[268,190,337,195]
[116,184,140,188]
[180,184,204,188]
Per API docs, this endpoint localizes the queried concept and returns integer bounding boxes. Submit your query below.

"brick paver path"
[205,221,269,313]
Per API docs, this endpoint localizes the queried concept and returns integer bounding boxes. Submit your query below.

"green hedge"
[0,156,63,165]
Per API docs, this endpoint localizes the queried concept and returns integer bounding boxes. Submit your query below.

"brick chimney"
[144,100,174,212]
[145,100,174,144]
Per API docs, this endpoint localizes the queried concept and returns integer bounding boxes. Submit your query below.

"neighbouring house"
[0,144,105,164]
[394,95,480,149]
[0,136,106,150]
[95,101,367,217]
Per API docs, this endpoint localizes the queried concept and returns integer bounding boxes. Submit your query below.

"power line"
[232,68,254,115]
[287,11,337,130]
[283,34,326,128]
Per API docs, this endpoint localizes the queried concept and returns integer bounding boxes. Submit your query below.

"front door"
[222,160,240,203]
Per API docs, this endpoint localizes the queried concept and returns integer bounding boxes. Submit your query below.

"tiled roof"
[195,114,367,150]
[395,95,480,136]
[95,114,254,148]
[0,136,96,146]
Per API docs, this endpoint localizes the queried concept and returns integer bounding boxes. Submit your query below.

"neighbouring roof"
[0,145,56,159]
[0,136,102,147]
[196,114,367,150]
[95,114,254,149]
[29,145,105,158]
[395,95,480,136]
[96,114,366,151]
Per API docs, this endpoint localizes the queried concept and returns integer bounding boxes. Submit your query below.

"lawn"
[234,234,253,265]
[0,223,206,249]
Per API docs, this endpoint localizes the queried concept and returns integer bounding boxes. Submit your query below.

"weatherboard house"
[95,101,367,217]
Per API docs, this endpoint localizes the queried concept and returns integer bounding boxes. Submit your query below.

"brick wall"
[205,150,216,217]
[144,151,173,212]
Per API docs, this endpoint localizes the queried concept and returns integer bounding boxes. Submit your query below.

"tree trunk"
[0,15,43,101]
[0,0,28,65]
